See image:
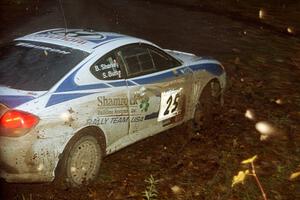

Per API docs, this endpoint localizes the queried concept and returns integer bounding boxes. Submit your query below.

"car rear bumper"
[0,134,55,183]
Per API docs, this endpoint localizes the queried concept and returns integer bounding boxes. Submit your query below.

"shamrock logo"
[139,98,149,112]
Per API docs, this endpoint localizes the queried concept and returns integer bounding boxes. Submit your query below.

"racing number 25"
[163,94,179,116]
[158,88,182,121]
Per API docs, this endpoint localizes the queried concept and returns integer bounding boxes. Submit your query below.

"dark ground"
[0,0,300,199]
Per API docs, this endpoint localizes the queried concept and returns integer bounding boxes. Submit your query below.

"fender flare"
[53,126,107,180]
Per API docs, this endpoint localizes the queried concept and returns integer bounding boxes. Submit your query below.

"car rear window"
[0,41,89,91]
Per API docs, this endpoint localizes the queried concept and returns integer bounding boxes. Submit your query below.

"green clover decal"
[139,99,149,112]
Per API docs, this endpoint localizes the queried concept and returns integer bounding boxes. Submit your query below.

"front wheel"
[193,80,222,130]
[55,132,103,187]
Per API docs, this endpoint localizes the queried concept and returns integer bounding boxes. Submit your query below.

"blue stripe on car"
[55,62,110,93]
[132,71,175,85]
[46,62,223,107]
[92,38,124,49]
[189,63,223,76]
[108,80,127,87]
[88,35,124,44]
[131,63,223,85]
[0,95,35,108]
[127,80,138,86]
[46,93,95,107]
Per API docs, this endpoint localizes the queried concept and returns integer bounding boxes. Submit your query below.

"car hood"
[0,86,46,108]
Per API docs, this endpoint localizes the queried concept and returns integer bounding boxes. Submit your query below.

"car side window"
[117,44,155,77]
[149,49,172,70]
[148,46,181,70]
[90,51,123,80]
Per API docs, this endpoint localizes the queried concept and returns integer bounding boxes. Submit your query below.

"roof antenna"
[58,0,68,36]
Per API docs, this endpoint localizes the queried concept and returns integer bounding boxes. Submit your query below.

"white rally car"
[0,29,226,186]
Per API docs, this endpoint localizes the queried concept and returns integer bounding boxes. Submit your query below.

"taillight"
[0,110,39,137]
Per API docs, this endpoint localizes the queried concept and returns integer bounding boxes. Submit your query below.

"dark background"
[0,0,300,199]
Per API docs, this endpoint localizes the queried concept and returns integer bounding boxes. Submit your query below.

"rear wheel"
[55,131,102,187]
[194,80,222,130]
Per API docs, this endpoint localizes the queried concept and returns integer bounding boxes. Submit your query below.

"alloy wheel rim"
[68,136,101,185]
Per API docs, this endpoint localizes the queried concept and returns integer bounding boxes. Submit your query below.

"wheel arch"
[191,77,223,118]
[53,125,107,180]
[73,126,107,155]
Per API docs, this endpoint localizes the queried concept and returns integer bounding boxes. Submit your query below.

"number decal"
[158,88,182,121]
[163,96,173,115]
[171,94,179,113]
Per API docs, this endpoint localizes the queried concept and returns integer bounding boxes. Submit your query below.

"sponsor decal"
[158,88,183,121]
[35,29,106,44]
[97,107,128,116]
[94,92,151,126]
[86,116,144,125]
[49,30,105,40]
[16,42,71,55]
[97,96,138,107]
[35,32,88,44]
[97,94,150,113]
[139,98,150,112]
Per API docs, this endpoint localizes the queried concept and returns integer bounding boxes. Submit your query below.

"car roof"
[14,28,144,53]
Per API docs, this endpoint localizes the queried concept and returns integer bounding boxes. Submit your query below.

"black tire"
[54,130,103,188]
[193,80,222,130]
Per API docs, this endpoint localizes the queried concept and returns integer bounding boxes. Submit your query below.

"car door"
[116,43,193,140]
[87,50,130,147]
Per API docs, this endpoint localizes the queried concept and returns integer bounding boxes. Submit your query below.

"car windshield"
[0,41,89,91]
